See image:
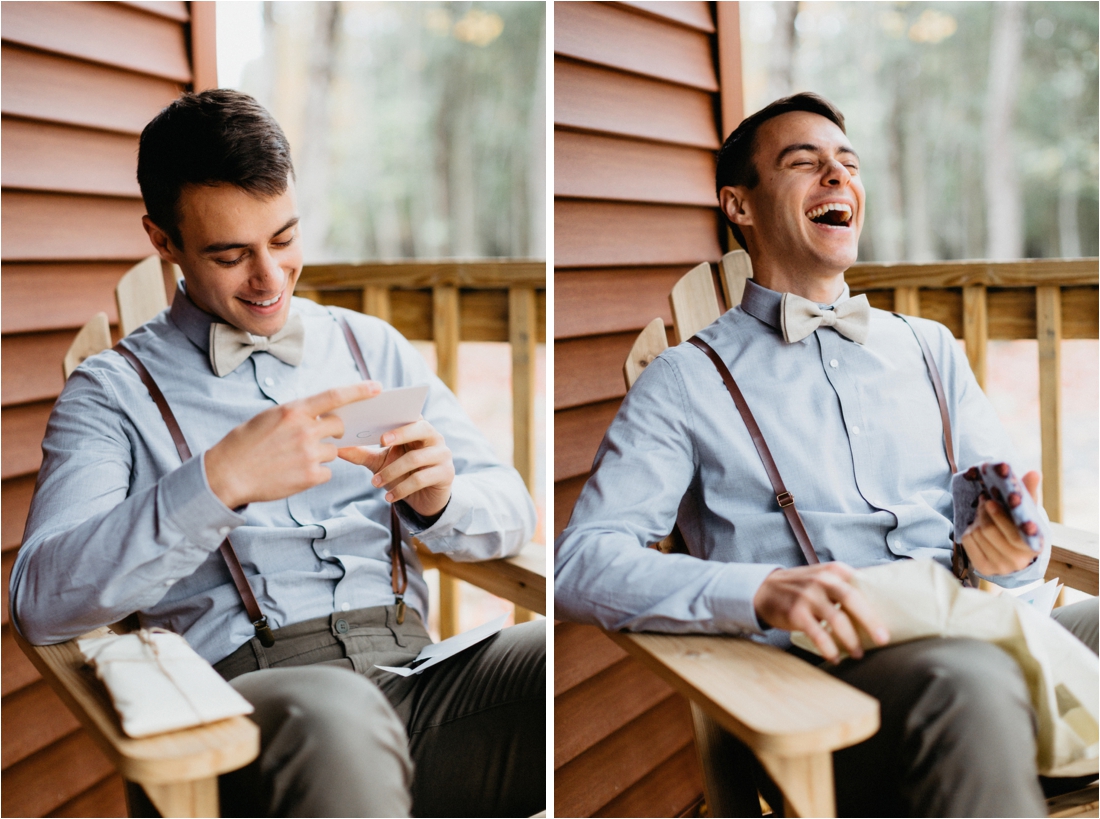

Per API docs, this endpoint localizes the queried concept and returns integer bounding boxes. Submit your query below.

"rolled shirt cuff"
[705,561,783,635]
[161,453,248,549]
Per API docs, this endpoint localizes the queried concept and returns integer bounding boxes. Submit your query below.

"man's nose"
[251,248,285,290]
[823,159,851,187]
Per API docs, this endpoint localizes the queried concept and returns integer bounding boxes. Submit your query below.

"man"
[11,90,543,818]
[555,93,1097,816]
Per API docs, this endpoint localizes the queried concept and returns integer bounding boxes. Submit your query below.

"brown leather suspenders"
[687,314,960,575]
[115,312,409,646]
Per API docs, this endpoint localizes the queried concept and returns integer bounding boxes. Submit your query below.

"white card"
[375,614,508,676]
[326,384,429,447]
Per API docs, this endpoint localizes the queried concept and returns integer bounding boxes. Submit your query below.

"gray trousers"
[211,606,545,818]
[705,598,1098,818]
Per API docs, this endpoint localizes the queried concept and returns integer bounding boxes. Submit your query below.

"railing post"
[962,285,988,389]
[1036,286,1063,522]
[893,286,920,316]
[509,287,538,624]
[432,285,461,637]
[362,285,391,323]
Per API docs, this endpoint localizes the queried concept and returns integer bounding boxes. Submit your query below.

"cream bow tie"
[780,292,871,345]
[209,314,305,377]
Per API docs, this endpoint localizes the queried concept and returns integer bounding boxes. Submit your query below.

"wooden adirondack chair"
[21,255,546,818]
[615,250,1099,818]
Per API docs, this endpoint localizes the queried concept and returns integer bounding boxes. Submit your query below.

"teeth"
[805,202,852,221]
[246,294,280,307]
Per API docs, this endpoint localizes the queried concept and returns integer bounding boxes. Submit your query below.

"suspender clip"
[253,616,276,647]
[394,595,406,625]
[776,491,795,508]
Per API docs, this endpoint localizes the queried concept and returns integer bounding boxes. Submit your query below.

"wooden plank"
[510,288,538,495]
[2,330,76,407]
[121,1,190,22]
[1,117,141,197]
[461,289,509,342]
[554,694,696,818]
[623,318,671,390]
[893,286,920,316]
[1037,286,1063,523]
[361,285,391,323]
[901,288,962,338]
[1,192,150,262]
[554,130,716,206]
[555,267,682,339]
[554,622,629,695]
[2,679,81,769]
[432,286,460,390]
[555,657,675,768]
[555,59,720,149]
[609,631,879,756]
[593,742,704,818]
[554,474,588,540]
[554,399,622,482]
[2,476,35,550]
[2,263,129,333]
[416,542,546,615]
[1061,286,1099,339]
[299,259,546,290]
[669,261,721,343]
[2,401,53,479]
[0,1,191,82]
[616,1,715,33]
[556,2,718,91]
[962,285,988,389]
[1,45,182,135]
[846,258,1098,290]
[116,255,168,336]
[48,773,127,819]
[556,332,637,410]
[556,200,722,269]
[0,730,115,819]
[390,289,433,341]
[2,625,41,697]
[1047,524,1099,595]
[189,0,218,92]
[63,313,113,380]
[716,1,744,139]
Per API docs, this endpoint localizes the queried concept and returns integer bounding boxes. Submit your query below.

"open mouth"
[805,202,853,228]
[241,291,283,308]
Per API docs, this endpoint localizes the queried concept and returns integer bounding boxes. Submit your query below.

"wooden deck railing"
[846,258,1099,524]
[297,260,547,636]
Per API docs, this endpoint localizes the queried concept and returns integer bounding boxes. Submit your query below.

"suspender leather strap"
[115,343,276,647]
[686,335,820,566]
[332,313,408,622]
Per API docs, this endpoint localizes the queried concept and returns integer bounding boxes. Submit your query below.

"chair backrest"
[116,255,170,337]
[668,250,753,345]
[62,312,112,379]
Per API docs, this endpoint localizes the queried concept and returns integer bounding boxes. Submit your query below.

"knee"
[914,638,1031,723]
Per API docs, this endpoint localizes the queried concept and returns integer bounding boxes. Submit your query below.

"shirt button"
[217,526,230,537]
[852,426,861,435]
[264,377,275,387]
[322,548,331,557]
[335,618,349,634]
[341,602,351,612]
[164,580,173,587]
[829,359,839,369]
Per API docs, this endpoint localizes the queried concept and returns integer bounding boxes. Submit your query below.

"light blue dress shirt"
[12,284,535,663]
[554,279,1048,645]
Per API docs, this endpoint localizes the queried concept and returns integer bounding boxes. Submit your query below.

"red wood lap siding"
[553,3,743,816]
[0,2,204,815]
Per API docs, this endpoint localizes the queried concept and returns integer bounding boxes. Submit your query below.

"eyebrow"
[776,143,860,163]
[201,217,300,254]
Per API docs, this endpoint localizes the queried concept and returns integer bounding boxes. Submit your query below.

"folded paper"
[79,629,254,738]
[376,613,508,676]
[792,560,1098,777]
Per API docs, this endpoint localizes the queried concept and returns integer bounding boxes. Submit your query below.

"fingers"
[820,572,890,647]
[380,418,442,448]
[370,445,452,494]
[1022,470,1042,504]
[297,380,382,416]
[382,464,454,504]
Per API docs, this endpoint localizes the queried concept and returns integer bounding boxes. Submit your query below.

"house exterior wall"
[553,3,743,815]
[1,3,211,814]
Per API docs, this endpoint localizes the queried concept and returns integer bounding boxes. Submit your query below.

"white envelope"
[327,385,429,447]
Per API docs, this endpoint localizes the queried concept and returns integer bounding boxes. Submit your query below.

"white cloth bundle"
[792,560,1098,777]
[78,629,254,738]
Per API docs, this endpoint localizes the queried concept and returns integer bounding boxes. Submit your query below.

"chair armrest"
[12,626,259,787]
[1047,523,1099,595]
[606,631,879,757]
[414,540,546,615]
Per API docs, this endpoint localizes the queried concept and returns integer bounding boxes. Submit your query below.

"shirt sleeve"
[354,314,537,562]
[554,353,780,634]
[9,365,244,645]
[933,321,1051,588]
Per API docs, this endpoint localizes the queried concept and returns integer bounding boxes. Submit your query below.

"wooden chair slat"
[1038,285,1064,523]
[670,261,720,344]
[116,255,168,338]
[719,248,752,309]
[62,312,112,379]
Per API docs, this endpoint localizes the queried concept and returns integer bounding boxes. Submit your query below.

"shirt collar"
[168,281,217,354]
[739,278,852,335]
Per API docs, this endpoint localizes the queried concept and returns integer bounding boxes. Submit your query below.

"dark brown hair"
[137,89,294,248]
[716,92,846,249]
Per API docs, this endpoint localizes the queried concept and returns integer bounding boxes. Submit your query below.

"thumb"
[1022,470,1042,504]
[338,446,386,472]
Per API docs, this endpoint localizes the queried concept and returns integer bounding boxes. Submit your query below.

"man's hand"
[205,381,382,509]
[960,470,1042,577]
[338,418,455,519]
[754,562,890,663]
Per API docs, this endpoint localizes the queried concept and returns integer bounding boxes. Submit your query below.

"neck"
[748,258,847,304]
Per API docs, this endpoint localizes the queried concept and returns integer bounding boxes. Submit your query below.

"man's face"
[723,110,864,278]
[147,179,303,337]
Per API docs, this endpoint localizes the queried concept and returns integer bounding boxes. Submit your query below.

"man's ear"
[719,186,753,229]
[142,216,181,264]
